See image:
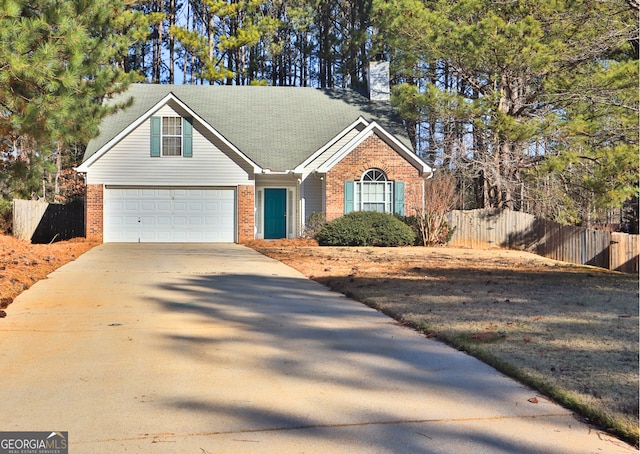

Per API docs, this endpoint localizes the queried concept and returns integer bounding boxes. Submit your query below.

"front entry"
[264,188,287,239]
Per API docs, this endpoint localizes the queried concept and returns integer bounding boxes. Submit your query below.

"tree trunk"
[168,0,175,84]
[54,143,62,199]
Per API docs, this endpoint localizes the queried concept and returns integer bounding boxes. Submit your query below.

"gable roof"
[82,84,414,172]
[317,120,431,175]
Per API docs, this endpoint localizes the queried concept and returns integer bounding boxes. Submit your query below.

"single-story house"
[76,63,433,243]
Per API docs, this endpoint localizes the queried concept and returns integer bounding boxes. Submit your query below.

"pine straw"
[0,234,97,311]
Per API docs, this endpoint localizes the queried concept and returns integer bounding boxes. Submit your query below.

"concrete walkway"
[0,244,634,453]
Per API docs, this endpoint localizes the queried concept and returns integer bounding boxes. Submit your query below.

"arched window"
[355,169,393,213]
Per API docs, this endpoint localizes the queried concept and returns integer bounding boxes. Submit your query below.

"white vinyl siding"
[85,105,251,186]
[301,175,323,224]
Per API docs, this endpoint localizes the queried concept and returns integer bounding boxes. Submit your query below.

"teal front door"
[264,188,287,239]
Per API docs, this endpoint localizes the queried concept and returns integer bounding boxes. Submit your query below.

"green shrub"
[395,215,422,245]
[315,211,415,247]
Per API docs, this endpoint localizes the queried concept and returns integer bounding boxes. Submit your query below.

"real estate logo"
[0,432,68,454]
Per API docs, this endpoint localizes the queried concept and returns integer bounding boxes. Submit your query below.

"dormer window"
[162,117,182,156]
[150,116,193,158]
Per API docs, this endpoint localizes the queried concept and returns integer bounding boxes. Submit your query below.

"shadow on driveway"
[145,270,593,453]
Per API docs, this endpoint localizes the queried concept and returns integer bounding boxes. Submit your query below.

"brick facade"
[325,134,425,221]
[86,184,104,242]
[237,185,255,243]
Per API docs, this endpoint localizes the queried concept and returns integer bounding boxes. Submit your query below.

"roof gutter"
[261,169,299,175]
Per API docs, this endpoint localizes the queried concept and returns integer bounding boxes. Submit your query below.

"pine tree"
[0,0,149,210]
[170,0,278,84]
[374,0,638,223]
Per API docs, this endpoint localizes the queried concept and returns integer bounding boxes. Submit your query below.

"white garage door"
[104,188,235,242]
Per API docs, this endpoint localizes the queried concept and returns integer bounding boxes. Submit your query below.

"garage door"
[104,188,235,242]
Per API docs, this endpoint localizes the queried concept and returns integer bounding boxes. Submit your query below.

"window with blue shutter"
[151,116,193,157]
[347,169,406,215]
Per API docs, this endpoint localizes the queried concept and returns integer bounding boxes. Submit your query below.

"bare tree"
[417,172,457,246]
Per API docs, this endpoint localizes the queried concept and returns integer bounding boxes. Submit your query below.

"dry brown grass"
[249,241,639,446]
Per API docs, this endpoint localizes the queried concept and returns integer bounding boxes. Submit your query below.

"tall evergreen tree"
[374,0,638,223]
[0,0,149,212]
[170,0,278,84]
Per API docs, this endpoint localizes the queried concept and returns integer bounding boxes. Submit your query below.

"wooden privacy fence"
[448,209,639,273]
[12,199,85,244]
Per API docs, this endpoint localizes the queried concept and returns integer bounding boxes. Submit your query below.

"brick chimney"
[368,61,390,102]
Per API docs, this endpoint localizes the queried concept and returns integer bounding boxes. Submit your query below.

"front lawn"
[249,241,639,446]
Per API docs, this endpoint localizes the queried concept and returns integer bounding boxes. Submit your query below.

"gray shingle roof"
[83,84,412,171]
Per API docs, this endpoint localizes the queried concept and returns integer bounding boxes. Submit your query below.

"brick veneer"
[325,134,425,221]
[237,185,255,243]
[86,184,104,242]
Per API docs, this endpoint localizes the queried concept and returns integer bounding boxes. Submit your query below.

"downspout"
[288,170,302,238]
[297,178,302,238]
[423,167,434,213]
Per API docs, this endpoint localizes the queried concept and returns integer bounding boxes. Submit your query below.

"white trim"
[293,117,370,174]
[316,121,433,176]
[160,116,183,157]
[354,169,394,213]
[77,92,261,173]
[258,186,296,239]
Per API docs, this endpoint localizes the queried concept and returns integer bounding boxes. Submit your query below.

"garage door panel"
[141,201,156,211]
[125,201,140,211]
[157,216,171,226]
[140,231,157,242]
[124,230,140,242]
[156,231,173,242]
[104,188,235,243]
[109,216,138,226]
[175,201,188,211]
[205,216,220,226]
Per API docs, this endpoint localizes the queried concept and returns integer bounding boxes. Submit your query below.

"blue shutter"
[150,116,161,157]
[344,180,354,214]
[394,181,405,216]
[182,117,193,157]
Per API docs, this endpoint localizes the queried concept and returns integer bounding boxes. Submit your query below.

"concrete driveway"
[0,244,633,453]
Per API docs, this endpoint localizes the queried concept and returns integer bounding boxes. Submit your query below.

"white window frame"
[161,117,183,157]
[354,169,393,213]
